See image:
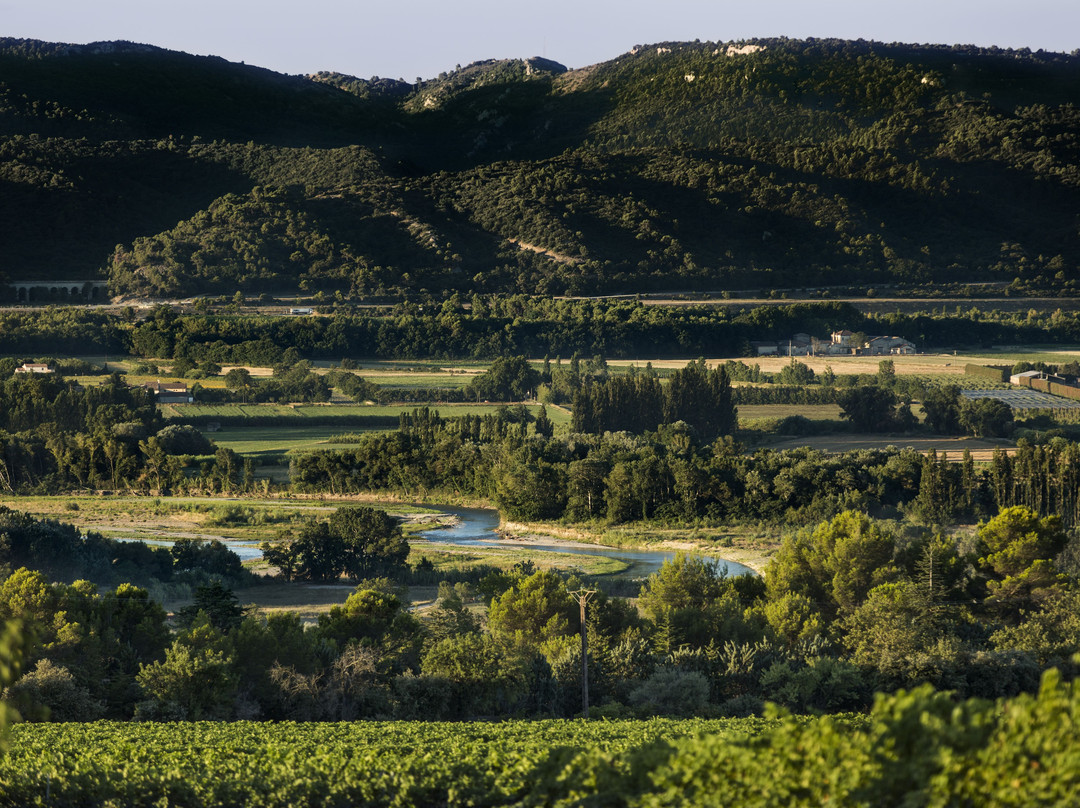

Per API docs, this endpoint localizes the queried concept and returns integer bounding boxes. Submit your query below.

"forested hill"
[2,37,1080,298]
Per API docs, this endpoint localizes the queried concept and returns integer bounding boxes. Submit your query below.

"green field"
[186,404,570,457]
[963,347,1080,363]
[738,404,843,421]
[351,371,476,389]
[345,360,493,371]
[163,402,569,422]
[204,424,380,456]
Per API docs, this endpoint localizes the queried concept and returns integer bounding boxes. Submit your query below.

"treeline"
[0,309,126,355]
[0,372,157,435]
[571,360,735,439]
[0,369,269,494]
[124,300,869,362]
[10,299,1080,365]
[128,300,1080,362]
[732,385,839,405]
[0,427,258,495]
[0,372,159,490]
[289,407,1075,528]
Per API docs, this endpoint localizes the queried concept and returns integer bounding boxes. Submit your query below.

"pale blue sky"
[3,0,1077,80]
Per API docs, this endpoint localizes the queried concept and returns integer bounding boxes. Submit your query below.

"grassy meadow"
[737,404,843,421]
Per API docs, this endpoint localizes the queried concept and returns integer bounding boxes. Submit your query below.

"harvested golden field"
[726,354,983,376]
[604,354,983,375]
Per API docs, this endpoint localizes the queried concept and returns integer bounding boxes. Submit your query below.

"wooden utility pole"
[569,588,596,718]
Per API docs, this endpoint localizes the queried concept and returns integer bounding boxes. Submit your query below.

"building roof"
[145,381,189,394]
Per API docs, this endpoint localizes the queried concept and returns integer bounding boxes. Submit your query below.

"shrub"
[4,659,103,722]
[628,667,711,716]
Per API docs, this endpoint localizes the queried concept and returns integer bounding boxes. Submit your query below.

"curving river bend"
[415,505,756,578]
[114,504,757,577]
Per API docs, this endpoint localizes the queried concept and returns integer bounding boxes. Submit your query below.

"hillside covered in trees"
[1,37,1079,298]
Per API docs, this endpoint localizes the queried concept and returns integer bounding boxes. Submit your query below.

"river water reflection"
[416,505,756,578]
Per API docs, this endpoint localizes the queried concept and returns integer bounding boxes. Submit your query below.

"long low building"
[13,363,54,374]
[144,381,193,404]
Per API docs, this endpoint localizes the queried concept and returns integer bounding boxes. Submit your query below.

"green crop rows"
[0,718,751,807]
[907,374,1011,390]
[161,403,568,421]
[961,389,1080,410]
[3,671,1080,807]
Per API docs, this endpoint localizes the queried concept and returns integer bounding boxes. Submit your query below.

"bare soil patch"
[220,365,274,377]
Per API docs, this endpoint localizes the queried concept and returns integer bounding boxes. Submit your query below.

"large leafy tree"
[638,554,728,619]
[292,520,345,582]
[316,586,422,675]
[493,458,568,521]
[638,554,753,649]
[467,356,540,401]
[840,581,944,677]
[271,506,409,582]
[420,633,530,718]
[921,385,963,434]
[328,506,409,580]
[487,570,577,657]
[976,506,1066,610]
[959,397,1013,437]
[838,385,909,432]
[766,511,900,620]
[135,616,238,720]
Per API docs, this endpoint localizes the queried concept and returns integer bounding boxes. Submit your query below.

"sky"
[4,0,1078,81]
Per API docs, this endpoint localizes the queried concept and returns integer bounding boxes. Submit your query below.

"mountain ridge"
[1,36,1078,299]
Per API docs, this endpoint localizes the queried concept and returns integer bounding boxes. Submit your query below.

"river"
[415,505,756,578]
[114,536,264,561]
[113,504,757,577]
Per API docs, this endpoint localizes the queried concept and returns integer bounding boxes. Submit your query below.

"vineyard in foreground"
[3,669,1079,807]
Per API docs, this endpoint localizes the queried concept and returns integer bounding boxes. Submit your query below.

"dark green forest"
[2,37,1079,297]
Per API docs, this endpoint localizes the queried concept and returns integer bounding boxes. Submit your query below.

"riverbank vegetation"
[2,495,1080,725]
